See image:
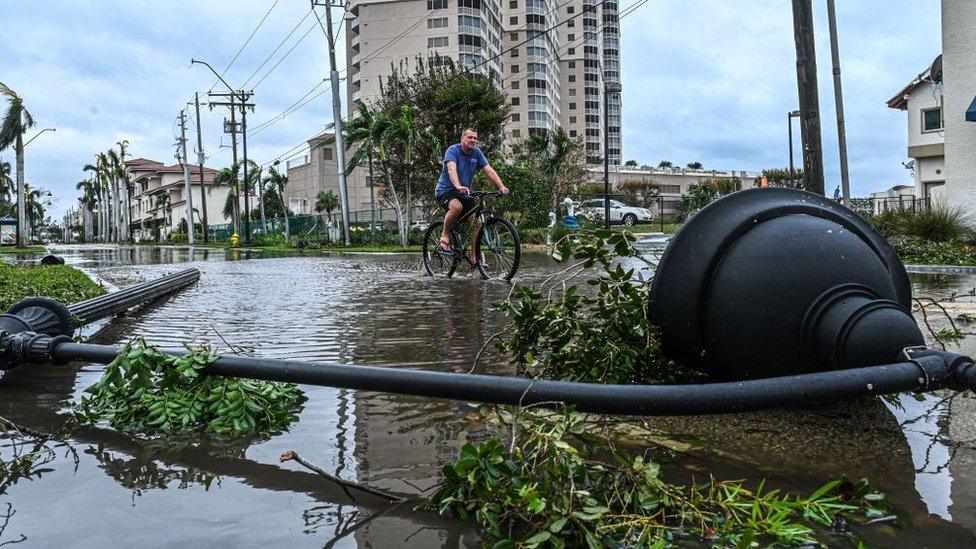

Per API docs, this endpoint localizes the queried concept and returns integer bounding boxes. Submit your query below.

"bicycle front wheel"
[422,221,458,278]
[475,217,521,281]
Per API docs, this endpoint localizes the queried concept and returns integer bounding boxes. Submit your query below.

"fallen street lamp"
[6,190,976,415]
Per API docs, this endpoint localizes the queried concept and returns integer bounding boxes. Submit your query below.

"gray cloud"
[0,0,943,218]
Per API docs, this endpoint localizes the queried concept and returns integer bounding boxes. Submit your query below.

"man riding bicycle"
[435,128,509,263]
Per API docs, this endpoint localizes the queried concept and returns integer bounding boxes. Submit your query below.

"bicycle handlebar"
[470,190,506,198]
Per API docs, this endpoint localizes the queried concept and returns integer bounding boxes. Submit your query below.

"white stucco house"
[887,55,946,205]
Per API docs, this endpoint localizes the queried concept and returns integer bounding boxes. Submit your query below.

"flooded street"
[3,246,976,546]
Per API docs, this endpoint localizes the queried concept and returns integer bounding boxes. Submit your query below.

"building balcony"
[350,34,360,48]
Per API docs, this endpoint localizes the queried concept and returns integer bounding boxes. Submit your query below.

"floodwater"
[1,245,976,547]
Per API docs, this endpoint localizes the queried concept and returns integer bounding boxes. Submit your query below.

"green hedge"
[0,263,105,310]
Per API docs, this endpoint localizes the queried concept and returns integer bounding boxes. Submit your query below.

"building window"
[567,6,574,13]
[568,75,576,82]
[569,102,577,110]
[569,130,577,137]
[569,116,577,123]
[568,48,575,55]
[569,88,576,96]
[510,0,518,6]
[567,19,575,27]
[568,61,576,68]
[511,64,519,73]
[511,81,519,89]
[427,17,448,28]
[510,32,518,40]
[511,48,519,57]
[512,97,520,106]
[512,113,521,122]
[427,36,449,48]
[427,0,447,10]
[568,33,575,41]
[922,107,944,132]
[510,16,518,24]
[322,148,333,160]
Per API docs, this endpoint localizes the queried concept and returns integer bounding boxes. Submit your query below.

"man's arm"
[483,165,509,194]
[446,161,469,195]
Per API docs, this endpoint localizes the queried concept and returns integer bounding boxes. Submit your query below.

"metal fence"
[205,206,430,243]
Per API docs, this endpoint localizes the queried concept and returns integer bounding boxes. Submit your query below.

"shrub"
[867,204,973,243]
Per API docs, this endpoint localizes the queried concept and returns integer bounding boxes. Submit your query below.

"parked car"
[411,219,430,232]
[576,199,654,226]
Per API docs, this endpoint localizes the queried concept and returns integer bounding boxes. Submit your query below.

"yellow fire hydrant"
[230,233,240,247]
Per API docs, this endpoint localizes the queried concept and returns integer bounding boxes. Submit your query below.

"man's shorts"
[436,189,477,215]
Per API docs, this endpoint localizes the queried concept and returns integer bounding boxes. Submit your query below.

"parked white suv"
[576,199,654,226]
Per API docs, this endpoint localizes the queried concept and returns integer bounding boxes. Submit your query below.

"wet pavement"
[1,245,975,546]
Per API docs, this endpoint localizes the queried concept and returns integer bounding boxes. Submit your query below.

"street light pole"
[788,110,800,187]
[603,82,622,229]
[826,0,851,207]
[23,127,56,148]
[312,0,352,245]
[17,128,55,247]
[190,58,254,244]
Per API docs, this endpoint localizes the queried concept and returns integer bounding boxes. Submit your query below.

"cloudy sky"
[0,0,942,218]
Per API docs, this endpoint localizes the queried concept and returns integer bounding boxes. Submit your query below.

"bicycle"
[421,191,522,281]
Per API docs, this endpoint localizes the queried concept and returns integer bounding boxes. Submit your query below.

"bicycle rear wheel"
[475,217,521,281]
[422,221,458,277]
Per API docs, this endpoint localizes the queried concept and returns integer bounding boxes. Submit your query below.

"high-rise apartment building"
[344,0,621,164]
[346,0,503,108]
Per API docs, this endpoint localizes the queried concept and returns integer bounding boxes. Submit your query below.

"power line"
[253,20,320,89]
[261,0,646,170]
[241,8,314,88]
[209,0,281,91]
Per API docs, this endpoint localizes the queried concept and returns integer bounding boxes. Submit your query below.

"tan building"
[281,133,376,218]
[126,158,246,240]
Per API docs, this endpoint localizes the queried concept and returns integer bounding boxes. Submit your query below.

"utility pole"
[177,110,196,245]
[193,93,210,242]
[208,90,255,244]
[791,0,825,195]
[826,0,851,207]
[312,0,352,245]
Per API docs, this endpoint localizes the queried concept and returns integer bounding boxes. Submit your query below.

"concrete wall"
[942,0,976,213]
[907,80,944,151]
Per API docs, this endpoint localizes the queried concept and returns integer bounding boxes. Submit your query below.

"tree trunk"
[384,168,407,247]
[15,133,25,247]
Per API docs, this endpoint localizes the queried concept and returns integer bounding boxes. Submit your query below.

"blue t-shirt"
[435,144,488,196]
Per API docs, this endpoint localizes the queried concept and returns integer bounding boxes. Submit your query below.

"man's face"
[461,131,478,151]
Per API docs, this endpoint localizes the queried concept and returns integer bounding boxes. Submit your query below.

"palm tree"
[519,128,579,213]
[213,163,241,234]
[153,193,171,241]
[326,102,379,231]
[314,190,339,226]
[263,166,290,240]
[114,140,132,241]
[374,105,438,245]
[0,159,12,202]
[82,160,103,241]
[84,153,111,241]
[76,179,97,241]
[0,82,36,247]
